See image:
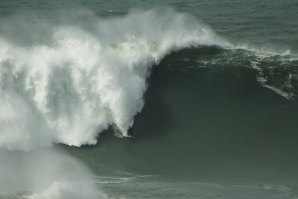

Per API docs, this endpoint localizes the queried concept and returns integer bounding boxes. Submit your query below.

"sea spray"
[0,148,104,199]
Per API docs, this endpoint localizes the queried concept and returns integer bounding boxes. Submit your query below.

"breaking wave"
[0,8,229,150]
[0,8,296,151]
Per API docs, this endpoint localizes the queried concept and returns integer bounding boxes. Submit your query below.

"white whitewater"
[0,9,229,150]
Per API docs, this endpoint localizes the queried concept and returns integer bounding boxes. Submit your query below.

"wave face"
[0,9,228,150]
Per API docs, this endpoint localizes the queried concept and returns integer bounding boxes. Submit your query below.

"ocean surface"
[0,0,298,198]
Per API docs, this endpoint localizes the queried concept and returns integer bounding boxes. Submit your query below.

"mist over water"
[0,148,103,199]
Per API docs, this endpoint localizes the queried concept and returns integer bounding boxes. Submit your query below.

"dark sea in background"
[0,0,298,198]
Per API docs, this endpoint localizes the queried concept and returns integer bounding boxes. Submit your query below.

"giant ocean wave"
[0,9,229,150]
[0,8,297,151]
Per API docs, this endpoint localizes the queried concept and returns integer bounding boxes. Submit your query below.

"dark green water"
[69,46,298,181]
